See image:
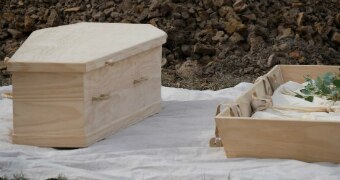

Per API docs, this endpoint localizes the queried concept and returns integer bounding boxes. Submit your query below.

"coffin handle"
[105,59,115,66]
[1,92,13,99]
[92,94,110,101]
[133,76,149,85]
[4,57,11,64]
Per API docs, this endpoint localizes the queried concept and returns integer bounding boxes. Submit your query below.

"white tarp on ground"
[1,84,340,180]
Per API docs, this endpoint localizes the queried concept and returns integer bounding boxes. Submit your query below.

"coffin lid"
[7,22,167,73]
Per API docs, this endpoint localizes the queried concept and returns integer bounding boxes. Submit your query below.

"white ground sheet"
[1,84,340,180]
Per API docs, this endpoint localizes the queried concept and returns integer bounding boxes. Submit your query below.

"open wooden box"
[7,23,167,147]
[211,65,340,163]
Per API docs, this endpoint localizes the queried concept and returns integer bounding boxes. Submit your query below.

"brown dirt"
[1,0,339,89]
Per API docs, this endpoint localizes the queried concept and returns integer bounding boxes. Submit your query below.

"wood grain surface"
[12,47,163,147]
[83,47,162,144]
[7,23,167,73]
[215,65,340,163]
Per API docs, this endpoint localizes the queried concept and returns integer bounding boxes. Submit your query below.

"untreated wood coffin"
[211,65,340,163]
[7,22,167,147]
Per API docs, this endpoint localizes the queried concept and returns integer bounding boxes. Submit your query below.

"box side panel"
[13,72,84,100]
[83,46,162,144]
[134,46,162,111]
[12,72,86,147]
[7,62,86,73]
[216,118,340,163]
[280,65,340,83]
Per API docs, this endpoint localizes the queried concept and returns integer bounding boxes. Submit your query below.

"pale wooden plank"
[12,72,84,101]
[8,62,86,73]
[12,133,88,148]
[134,46,162,110]
[83,47,162,140]
[216,117,340,162]
[12,100,161,147]
[280,65,340,83]
[85,101,161,146]
[12,72,86,146]
[7,23,167,73]
[13,101,85,136]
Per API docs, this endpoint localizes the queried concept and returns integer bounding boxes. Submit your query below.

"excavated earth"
[0,0,340,89]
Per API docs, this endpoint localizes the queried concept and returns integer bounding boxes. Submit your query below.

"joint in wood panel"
[133,76,149,85]
[209,137,223,147]
[92,94,110,101]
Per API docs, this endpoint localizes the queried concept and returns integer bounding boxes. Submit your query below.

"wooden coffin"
[211,65,340,163]
[7,22,167,147]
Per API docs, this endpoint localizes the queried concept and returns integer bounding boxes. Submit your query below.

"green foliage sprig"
[296,69,340,102]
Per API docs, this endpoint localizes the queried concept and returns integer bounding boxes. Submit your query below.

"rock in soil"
[176,60,202,79]
[332,32,340,45]
[7,29,23,39]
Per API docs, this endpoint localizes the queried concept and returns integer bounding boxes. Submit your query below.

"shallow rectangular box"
[7,23,167,147]
[212,65,340,163]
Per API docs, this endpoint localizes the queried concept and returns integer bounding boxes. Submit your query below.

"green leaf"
[295,94,304,98]
[333,79,340,88]
[315,76,323,89]
[305,84,315,92]
[300,89,311,95]
[320,84,331,94]
[323,72,334,80]
[322,72,335,86]
[304,96,314,102]
[304,75,312,83]
[302,71,340,102]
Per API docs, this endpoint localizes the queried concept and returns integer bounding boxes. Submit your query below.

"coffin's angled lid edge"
[7,22,167,73]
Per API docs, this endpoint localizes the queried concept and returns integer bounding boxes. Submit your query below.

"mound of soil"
[1,0,339,89]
